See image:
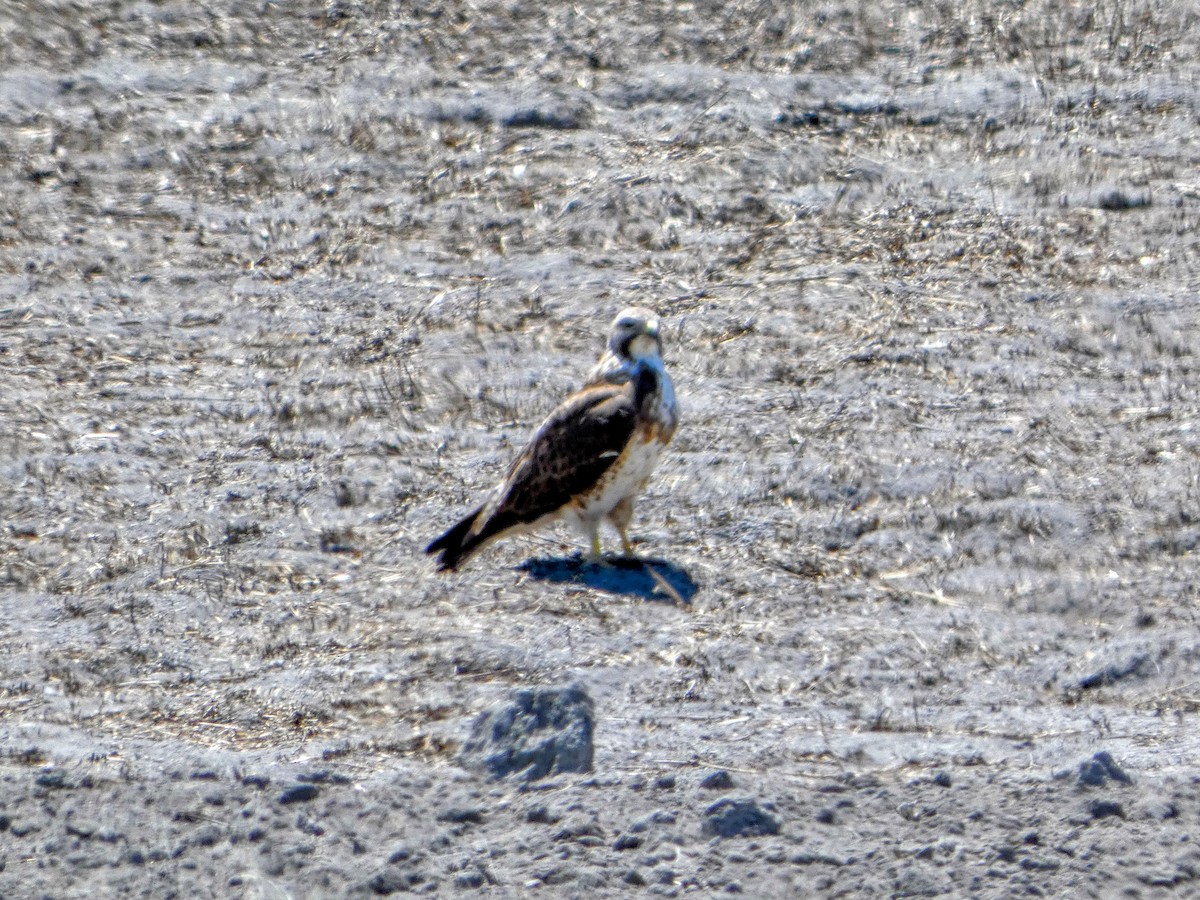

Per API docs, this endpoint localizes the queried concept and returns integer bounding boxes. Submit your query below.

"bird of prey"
[426,309,679,572]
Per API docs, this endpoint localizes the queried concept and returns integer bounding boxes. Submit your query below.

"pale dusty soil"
[4,1,1200,897]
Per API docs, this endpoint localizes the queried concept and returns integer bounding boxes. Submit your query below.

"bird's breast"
[574,425,663,514]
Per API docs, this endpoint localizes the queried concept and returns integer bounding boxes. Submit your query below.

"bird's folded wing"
[473,383,640,538]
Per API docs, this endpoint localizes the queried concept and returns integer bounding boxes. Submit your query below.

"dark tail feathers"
[425,508,484,572]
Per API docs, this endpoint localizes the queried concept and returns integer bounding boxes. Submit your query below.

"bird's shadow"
[517,554,698,606]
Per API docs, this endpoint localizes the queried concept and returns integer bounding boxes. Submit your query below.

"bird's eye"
[619,318,638,329]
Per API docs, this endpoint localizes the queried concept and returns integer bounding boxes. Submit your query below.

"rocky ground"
[4,0,1200,896]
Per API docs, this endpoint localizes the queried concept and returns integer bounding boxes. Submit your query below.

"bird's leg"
[581,523,604,565]
[609,498,637,559]
[617,524,634,557]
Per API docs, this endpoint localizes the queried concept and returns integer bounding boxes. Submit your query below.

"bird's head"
[608,306,663,362]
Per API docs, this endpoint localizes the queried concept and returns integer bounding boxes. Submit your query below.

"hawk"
[426,308,679,572]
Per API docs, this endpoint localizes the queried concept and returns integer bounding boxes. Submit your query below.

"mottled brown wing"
[472,382,640,542]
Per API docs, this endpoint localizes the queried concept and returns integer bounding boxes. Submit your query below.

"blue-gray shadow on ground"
[517,555,698,605]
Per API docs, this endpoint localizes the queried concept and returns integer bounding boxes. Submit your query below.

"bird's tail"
[425,508,484,572]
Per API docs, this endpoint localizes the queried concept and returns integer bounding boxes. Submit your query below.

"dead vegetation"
[2,0,1200,894]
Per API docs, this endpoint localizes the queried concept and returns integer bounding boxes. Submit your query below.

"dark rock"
[932,771,952,788]
[1077,752,1132,787]
[654,774,677,790]
[502,103,590,130]
[790,851,846,866]
[459,683,594,781]
[278,783,320,804]
[1078,654,1150,690]
[298,816,325,837]
[535,864,576,885]
[642,809,677,828]
[699,770,734,791]
[815,807,836,824]
[438,806,484,824]
[241,774,270,789]
[387,845,414,864]
[454,870,485,889]
[1089,799,1125,819]
[613,833,643,851]
[702,798,781,838]
[1095,189,1151,211]
[35,771,69,790]
[298,770,351,785]
[1140,868,1185,888]
[224,518,262,544]
[1147,801,1179,820]
[186,824,222,847]
[367,869,409,895]
[524,805,559,825]
[552,815,605,842]
[65,820,97,839]
[622,869,647,886]
[1020,855,1060,871]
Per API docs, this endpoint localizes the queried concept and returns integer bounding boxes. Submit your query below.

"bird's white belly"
[575,436,662,521]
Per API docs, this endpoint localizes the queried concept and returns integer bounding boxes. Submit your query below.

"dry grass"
[0,0,1197,813]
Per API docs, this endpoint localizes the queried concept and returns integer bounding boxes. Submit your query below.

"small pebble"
[277,784,319,805]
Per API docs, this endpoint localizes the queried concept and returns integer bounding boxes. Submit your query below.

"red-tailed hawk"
[426,308,679,572]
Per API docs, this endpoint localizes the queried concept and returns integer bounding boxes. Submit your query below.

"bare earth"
[4,1,1200,896]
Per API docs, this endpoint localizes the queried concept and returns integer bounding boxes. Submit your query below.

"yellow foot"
[583,532,607,566]
[618,529,637,558]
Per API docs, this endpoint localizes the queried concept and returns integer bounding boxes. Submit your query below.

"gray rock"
[65,820,97,839]
[35,771,69,790]
[702,798,781,838]
[1089,799,1125,819]
[365,869,409,895]
[613,833,642,851]
[453,870,485,889]
[459,683,594,781]
[699,770,734,791]
[1078,653,1150,690]
[278,783,320,804]
[437,806,484,824]
[1077,751,1132,787]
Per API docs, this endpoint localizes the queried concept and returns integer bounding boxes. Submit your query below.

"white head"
[607,306,663,363]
